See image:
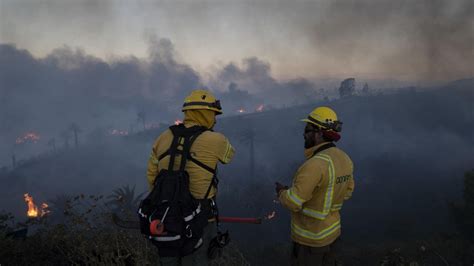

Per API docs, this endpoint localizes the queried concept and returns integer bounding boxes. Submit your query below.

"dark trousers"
[291,238,342,266]
[159,223,217,266]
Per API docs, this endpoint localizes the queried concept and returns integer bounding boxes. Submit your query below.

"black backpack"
[138,124,217,257]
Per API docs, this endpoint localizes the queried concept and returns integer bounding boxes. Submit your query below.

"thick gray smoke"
[0,40,323,167]
[2,0,472,81]
[211,57,322,112]
[308,0,474,80]
[0,39,199,166]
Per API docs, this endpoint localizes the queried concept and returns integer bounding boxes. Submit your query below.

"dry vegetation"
[1,169,473,265]
[0,189,249,265]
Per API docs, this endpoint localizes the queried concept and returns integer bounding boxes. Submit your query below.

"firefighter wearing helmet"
[276,106,355,266]
[146,89,235,266]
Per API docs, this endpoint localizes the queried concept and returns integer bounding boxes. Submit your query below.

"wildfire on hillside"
[24,193,50,218]
[16,132,40,144]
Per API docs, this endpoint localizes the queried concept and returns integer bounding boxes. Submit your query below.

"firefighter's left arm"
[344,176,355,200]
[146,138,161,191]
[344,161,355,200]
[279,160,322,212]
[214,133,235,164]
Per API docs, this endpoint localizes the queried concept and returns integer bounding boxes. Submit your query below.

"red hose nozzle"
[150,219,165,235]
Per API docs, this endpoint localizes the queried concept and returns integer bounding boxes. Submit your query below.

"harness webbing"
[159,124,218,200]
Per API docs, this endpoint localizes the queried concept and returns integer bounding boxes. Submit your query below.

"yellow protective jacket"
[147,110,235,199]
[279,142,355,247]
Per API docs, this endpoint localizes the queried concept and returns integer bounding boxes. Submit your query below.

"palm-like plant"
[69,123,82,149]
[226,118,262,179]
[47,138,56,153]
[106,185,145,217]
[362,83,370,95]
[137,111,146,131]
[11,153,16,169]
[59,130,71,149]
[47,194,77,223]
[240,127,256,178]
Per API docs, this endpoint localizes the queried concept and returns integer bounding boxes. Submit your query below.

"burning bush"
[24,193,49,218]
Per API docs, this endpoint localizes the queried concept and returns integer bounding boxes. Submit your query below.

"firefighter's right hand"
[275,182,288,196]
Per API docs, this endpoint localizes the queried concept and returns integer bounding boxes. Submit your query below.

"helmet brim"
[300,118,317,126]
[300,118,326,130]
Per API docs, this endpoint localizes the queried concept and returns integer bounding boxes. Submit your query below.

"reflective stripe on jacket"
[279,142,354,247]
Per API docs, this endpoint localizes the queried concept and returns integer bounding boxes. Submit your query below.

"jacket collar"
[304,141,332,159]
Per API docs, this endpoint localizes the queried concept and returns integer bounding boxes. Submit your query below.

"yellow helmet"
[182,89,223,115]
[301,106,342,132]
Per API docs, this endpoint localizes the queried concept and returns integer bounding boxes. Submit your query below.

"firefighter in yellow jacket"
[147,89,235,266]
[276,106,354,266]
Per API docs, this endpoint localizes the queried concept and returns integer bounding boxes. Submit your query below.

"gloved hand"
[275,182,289,196]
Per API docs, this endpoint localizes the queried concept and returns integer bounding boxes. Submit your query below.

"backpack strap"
[158,150,170,161]
[166,131,183,171]
[159,124,218,174]
[203,173,218,199]
[179,136,192,171]
[160,124,206,171]
[158,124,219,199]
[184,128,219,200]
[187,156,216,175]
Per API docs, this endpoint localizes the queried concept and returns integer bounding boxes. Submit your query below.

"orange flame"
[24,193,38,217]
[24,193,49,218]
[256,104,264,112]
[16,132,41,144]
[175,119,183,125]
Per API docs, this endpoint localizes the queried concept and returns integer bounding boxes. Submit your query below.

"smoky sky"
[0,37,328,167]
[1,0,472,81]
